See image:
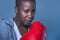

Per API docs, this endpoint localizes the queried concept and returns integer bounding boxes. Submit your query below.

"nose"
[27,12,32,18]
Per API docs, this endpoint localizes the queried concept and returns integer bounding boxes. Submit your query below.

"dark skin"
[13,1,35,36]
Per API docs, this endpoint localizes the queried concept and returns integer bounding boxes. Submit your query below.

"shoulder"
[0,19,8,29]
[0,18,14,31]
[0,18,14,39]
[0,18,11,32]
[0,19,9,39]
[0,18,10,28]
[0,18,14,27]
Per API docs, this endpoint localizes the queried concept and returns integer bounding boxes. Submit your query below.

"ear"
[15,7,18,14]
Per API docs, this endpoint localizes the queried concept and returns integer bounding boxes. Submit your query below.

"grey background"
[0,0,60,40]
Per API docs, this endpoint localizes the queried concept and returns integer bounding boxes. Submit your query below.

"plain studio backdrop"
[0,0,60,40]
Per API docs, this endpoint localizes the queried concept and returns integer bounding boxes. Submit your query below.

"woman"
[0,0,46,40]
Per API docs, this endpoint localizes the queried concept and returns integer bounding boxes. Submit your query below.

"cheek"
[21,12,26,17]
[20,11,27,20]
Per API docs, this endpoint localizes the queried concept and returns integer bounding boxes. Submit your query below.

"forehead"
[19,1,35,9]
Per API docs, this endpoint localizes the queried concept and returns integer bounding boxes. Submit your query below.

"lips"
[24,18,32,24]
[26,20,31,23]
[25,20,31,24]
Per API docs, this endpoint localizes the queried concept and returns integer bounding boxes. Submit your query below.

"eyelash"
[24,10,29,13]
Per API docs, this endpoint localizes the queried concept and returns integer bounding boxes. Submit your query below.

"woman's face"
[15,1,35,25]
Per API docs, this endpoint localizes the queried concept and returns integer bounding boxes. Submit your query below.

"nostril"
[27,13,32,17]
[28,15,32,18]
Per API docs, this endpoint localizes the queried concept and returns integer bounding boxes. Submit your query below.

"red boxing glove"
[20,21,45,40]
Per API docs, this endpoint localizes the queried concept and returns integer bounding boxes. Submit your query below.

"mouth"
[25,20,31,24]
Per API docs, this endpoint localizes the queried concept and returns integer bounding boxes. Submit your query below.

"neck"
[13,16,28,30]
[13,16,28,35]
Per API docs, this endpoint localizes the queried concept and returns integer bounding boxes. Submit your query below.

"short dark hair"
[16,0,36,7]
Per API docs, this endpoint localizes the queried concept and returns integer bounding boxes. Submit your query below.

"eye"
[32,9,35,13]
[23,9,29,13]
[31,9,35,15]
